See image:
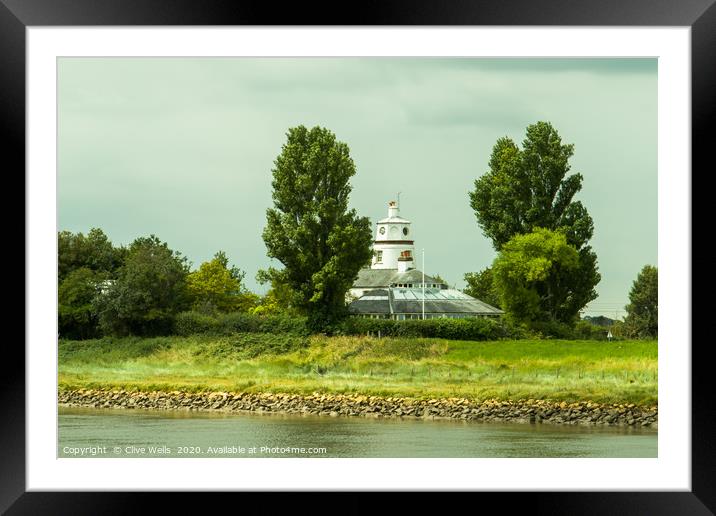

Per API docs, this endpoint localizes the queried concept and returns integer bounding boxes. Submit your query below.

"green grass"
[58,333,658,405]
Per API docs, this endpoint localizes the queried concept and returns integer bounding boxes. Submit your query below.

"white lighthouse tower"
[371,200,415,272]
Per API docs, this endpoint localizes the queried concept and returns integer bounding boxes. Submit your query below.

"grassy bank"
[58,334,657,405]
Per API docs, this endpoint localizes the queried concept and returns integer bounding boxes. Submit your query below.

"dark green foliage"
[492,228,582,324]
[58,228,126,281]
[623,265,658,338]
[173,311,606,342]
[430,273,449,287]
[468,121,600,324]
[573,320,610,340]
[260,125,373,331]
[58,267,108,339]
[342,317,609,341]
[174,311,310,337]
[582,315,617,327]
[174,311,524,341]
[213,250,246,285]
[173,311,608,342]
[526,319,612,340]
[568,247,601,322]
[469,122,592,250]
[172,311,220,335]
[463,267,501,308]
[57,228,127,339]
[338,317,525,341]
[93,235,191,336]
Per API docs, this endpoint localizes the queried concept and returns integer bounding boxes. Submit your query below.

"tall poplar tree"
[260,126,373,330]
[468,121,600,323]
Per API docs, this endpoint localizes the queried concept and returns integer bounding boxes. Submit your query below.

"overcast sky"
[58,57,657,318]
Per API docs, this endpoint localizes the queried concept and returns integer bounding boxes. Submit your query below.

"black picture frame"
[5,0,713,513]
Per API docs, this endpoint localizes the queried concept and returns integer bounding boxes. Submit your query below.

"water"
[58,406,657,458]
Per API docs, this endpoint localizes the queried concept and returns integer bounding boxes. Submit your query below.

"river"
[58,406,656,458]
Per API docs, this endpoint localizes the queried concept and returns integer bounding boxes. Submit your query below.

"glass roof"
[390,288,474,301]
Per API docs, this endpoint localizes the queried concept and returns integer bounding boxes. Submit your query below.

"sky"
[58,58,657,318]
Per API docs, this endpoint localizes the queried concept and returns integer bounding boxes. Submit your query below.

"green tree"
[623,265,658,338]
[463,268,501,309]
[430,273,448,286]
[57,228,126,338]
[468,121,600,321]
[58,228,126,281]
[260,125,373,330]
[252,270,302,316]
[93,235,191,336]
[187,251,258,313]
[213,250,246,285]
[492,228,581,324]
[58,267,108,339]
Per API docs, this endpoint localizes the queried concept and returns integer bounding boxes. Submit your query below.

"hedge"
[174,311,310,337]
[174,310,608,341]
[337,316,526,341]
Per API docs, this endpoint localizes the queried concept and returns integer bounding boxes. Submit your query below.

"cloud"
[58,57,657,309]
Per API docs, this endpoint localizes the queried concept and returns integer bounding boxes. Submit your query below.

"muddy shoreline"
[58,389,657,428]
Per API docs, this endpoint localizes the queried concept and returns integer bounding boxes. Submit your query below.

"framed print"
[6,0,714,513]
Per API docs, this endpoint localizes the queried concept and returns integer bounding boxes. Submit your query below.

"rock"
[58,388,658,429]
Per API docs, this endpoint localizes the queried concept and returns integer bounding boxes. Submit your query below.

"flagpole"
[422,248,425,320]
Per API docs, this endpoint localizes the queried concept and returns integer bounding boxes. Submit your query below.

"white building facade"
[348,199,503,319]
[371,200,415,273]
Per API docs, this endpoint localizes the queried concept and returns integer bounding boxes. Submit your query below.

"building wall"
[371,243,415,269]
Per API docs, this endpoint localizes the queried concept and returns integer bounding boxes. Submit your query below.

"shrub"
[523,320,609,340]
[222,312,309,335]
[573,320,609,340]
[94,235,191,336]
[174,311,221,335]
[174,311,309,337]
[338,317,524,341]
[526,320,577,339]
[173,311,609,341]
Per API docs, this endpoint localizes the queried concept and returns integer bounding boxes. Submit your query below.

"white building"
[348,199,433,300]
[371,200,415,272]
[348,200,502,319]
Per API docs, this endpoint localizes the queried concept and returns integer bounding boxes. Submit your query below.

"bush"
[173,311,219,335]
[573,320,609,340]
[523,320,610,340]
[174,311,309,337]
[93,235,191,337]
[173,311,609,341]
[338,317,525,341]
[526,320,577,339]
[338,317,610,341]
